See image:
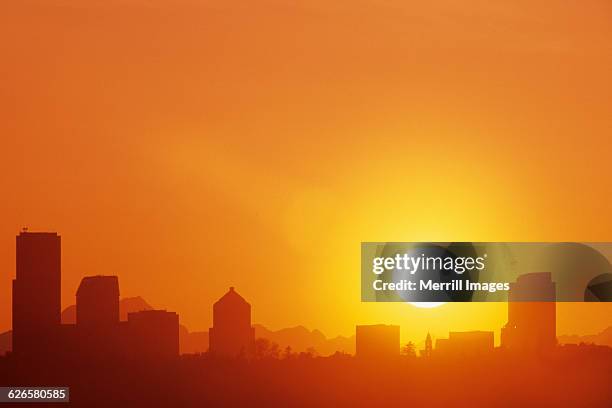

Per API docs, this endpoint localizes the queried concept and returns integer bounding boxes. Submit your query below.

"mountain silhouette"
[253,324,355,355]
[176,325,355,355]
[3,299,611,355]
[61,296,153,324]
[558,326,612,347]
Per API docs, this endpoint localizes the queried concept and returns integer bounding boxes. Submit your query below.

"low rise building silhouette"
[435,331,494,356]
[355,324,399,359]
[127,310,180,359]
[209,287,255,357]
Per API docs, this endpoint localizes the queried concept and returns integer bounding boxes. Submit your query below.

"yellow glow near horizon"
[410,302,446,309]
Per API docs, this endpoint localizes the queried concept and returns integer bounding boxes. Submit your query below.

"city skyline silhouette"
[1,230,611,406]
[3,230,612,356]
[0,231,612,407]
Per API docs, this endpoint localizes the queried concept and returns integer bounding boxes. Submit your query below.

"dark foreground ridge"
[1,346,611,407]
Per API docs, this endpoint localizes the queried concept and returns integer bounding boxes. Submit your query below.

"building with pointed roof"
[209,287,255,357]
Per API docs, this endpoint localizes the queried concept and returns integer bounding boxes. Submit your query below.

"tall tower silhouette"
[501,272,557,352]
[423,332,432,357]
[209,287,255,357]
[12,231,61,355]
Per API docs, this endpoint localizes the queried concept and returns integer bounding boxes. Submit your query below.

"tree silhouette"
[254,338,280,359]
[283,345,294,359]
[402,341,417,357]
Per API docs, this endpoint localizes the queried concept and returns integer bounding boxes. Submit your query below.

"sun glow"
[410,302,445,308]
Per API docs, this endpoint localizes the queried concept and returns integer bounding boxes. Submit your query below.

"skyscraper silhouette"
[77,276,120,328]
[12,231,61,356]
[71,275,123,358]
[209,287,255,357]
[501,272,557,352]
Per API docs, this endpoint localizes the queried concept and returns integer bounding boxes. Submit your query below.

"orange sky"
[1,0,612,344]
